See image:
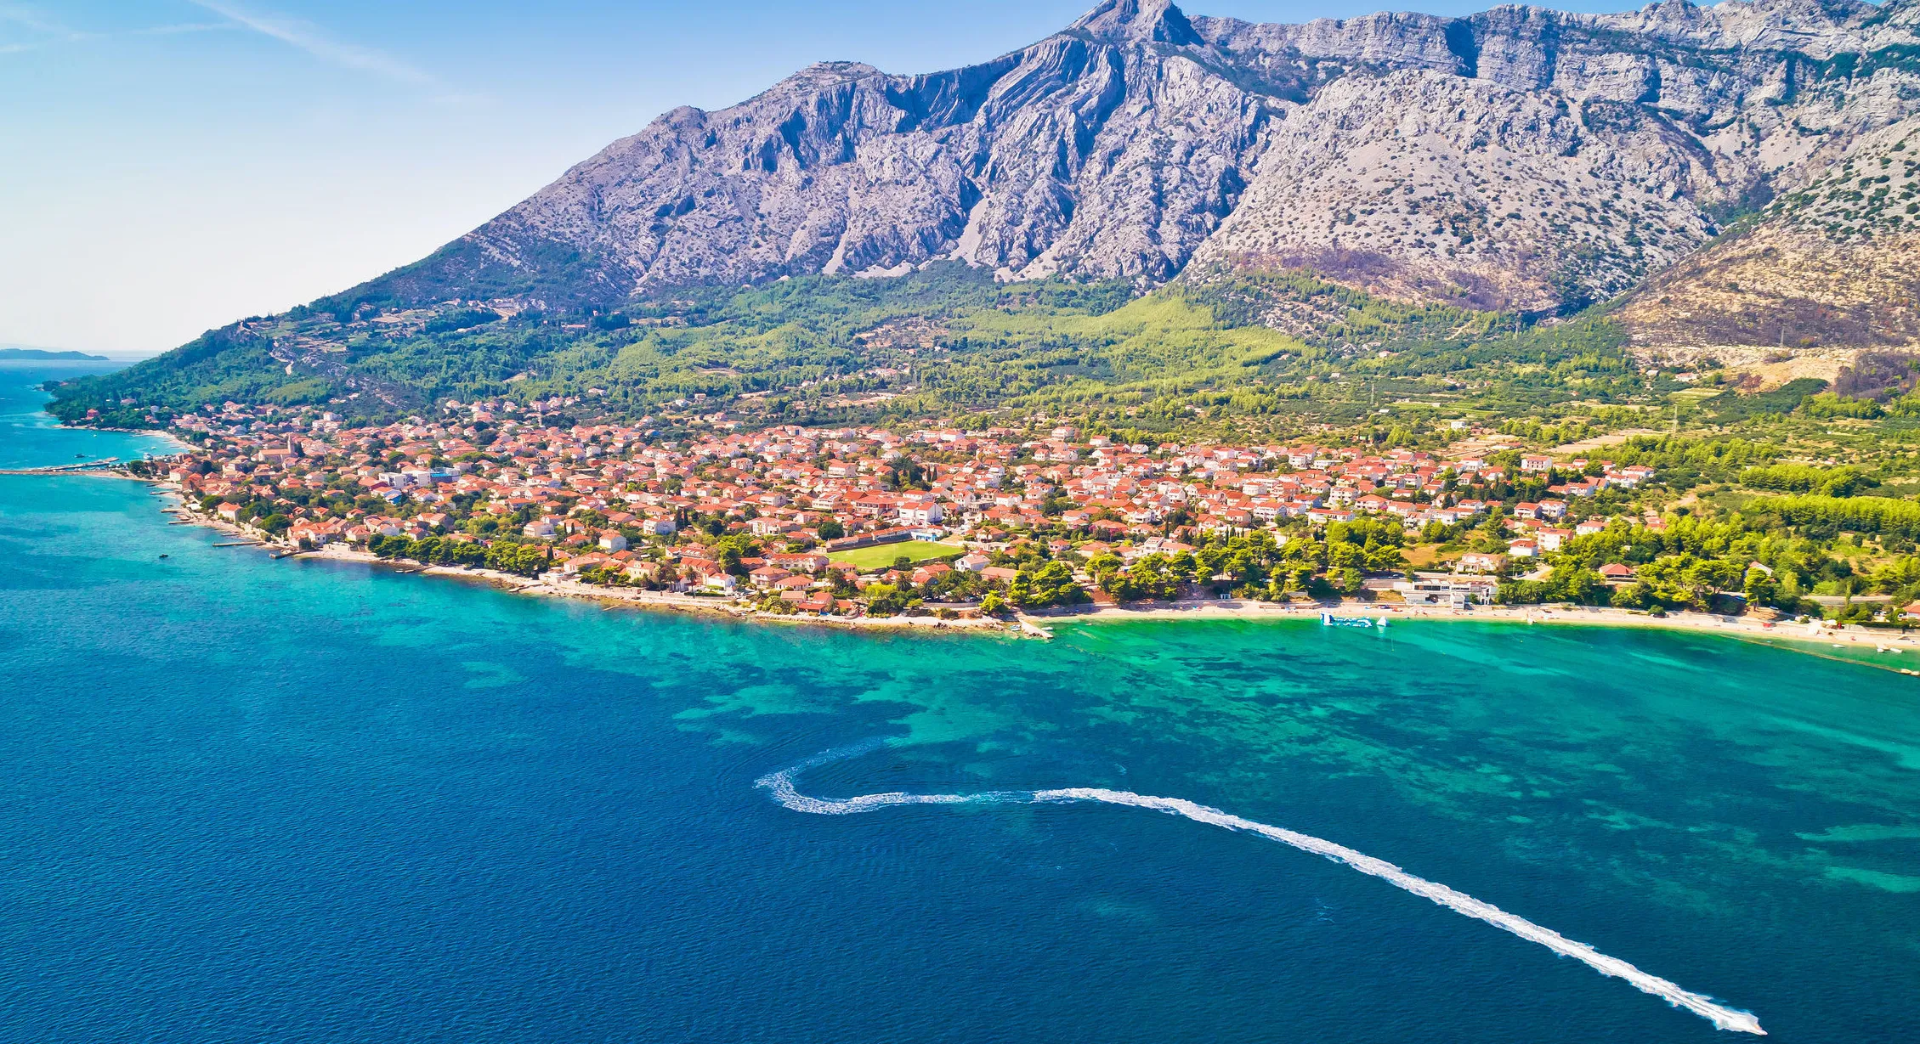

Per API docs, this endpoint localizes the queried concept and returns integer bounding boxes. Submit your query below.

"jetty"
[0,458,123,475]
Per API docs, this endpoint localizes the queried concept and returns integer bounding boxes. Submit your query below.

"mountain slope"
[1183,67,1719,311]
[374,1,1278,308]
[1616,115,1920,355]
[349,0,1920,317]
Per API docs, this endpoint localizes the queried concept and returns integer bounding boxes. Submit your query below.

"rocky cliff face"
[369,0,1920,322]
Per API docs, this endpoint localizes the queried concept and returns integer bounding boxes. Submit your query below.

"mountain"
[51,0,1920,424]
[0,346,108,361]
[352,0,1918,318]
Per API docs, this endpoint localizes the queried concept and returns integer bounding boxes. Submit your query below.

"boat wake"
[757,742,1765,1035]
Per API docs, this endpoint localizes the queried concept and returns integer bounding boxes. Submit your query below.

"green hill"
[46,263,1636,434]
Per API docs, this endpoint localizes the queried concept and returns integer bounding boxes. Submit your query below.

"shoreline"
[1030,595,1920,671]
[150,491,1022,637]
[127,475,1920,665]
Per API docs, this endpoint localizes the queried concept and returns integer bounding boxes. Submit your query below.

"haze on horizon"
[5,0,1660,358]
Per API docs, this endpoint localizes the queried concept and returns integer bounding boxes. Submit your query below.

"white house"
[1396,576,1497,607]
[897,500,945,526]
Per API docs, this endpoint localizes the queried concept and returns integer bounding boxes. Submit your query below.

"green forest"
[49,263,1648,435]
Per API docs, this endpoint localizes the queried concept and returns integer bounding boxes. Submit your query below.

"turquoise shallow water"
[0,361,179,469]
[0,365,1916,1042]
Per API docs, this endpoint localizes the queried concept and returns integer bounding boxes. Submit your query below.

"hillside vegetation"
[1616,119,1920,354]
[50,263,1651,437]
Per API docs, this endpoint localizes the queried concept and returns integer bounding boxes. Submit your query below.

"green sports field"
[825,540,965,571]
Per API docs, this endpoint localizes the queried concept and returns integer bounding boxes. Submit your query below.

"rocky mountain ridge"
[350,0,1920,330]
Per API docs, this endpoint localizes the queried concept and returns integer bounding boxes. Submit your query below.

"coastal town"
[19,0,1920,1036]
[128,395,1762,625]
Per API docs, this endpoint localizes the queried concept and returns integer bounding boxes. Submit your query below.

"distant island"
[0,347,109,361]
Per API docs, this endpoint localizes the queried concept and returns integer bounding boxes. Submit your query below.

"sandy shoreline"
[1054,595,1905,633]
[129,477,1920,665]
[1029,595,1920,674]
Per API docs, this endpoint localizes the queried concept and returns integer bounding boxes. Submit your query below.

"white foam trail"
[757,749,1764,1035]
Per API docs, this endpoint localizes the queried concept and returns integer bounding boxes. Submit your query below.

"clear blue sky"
[2,0,1649,357]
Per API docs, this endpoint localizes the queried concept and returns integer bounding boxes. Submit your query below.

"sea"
[0,361,1915,1043]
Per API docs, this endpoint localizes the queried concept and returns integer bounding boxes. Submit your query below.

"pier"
[0,458,124,475]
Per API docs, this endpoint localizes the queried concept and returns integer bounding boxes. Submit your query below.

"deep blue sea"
[0,363,1915,1043]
